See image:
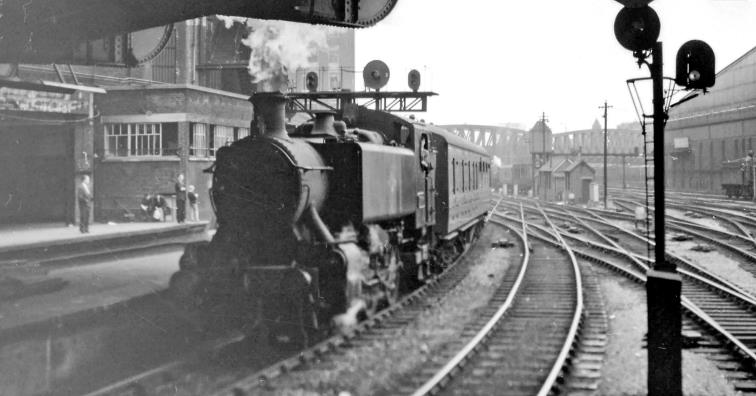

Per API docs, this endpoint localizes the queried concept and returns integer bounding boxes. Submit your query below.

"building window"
[211,125,234,155]
[104,123,169,157]
[191,123,210,157]
[237,127,250,140]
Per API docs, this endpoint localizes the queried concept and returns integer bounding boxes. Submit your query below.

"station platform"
[0,221,211,304]
[0,221,208,262]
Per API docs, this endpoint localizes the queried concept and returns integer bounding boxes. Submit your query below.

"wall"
[0,124,75,223]
[95,159,180,220]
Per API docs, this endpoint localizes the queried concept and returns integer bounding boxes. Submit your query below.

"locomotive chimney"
[251,92,288,139]
[311,112,338,137]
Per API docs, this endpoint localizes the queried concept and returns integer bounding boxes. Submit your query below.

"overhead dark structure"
[0,0,399,63]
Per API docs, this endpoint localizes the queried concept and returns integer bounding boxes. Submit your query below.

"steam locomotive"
[170,92,491,345]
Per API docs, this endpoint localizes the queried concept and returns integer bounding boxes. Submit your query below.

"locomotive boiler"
[170,91,492,345]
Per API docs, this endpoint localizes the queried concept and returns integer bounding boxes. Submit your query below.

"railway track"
[403,204,583,396]
[86,204,504,396]
[613,193,756,242]
[501,199,756,299]
[597,198,756,282]
[495,208,756,393]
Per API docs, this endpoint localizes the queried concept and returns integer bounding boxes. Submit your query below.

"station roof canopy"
[0,78,106,95]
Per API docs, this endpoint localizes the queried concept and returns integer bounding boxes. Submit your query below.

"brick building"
[1,16,355,225]
[94,85,252,221]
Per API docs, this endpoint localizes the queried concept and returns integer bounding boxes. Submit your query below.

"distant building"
[665,45,756,193]
[537,159,595,203]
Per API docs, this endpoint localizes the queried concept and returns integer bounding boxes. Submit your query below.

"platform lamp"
[615,3,715,395]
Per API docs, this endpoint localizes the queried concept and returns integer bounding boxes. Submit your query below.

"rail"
[535,204,584,396]
[496,209,756,376]
[410,203,529,396]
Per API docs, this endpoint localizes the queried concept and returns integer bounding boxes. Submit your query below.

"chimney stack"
[250,92,288,139]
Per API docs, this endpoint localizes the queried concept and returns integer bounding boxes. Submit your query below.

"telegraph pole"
[599,101,613,208]
[541,112,549,199]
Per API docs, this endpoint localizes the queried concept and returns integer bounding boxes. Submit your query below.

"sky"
[354,0,756,132]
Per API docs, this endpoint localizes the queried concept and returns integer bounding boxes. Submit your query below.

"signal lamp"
[408,69,421,92]
[676,40,715,90]
[614,5,660,51]
[363,60,390,90]
[306,72,318,92]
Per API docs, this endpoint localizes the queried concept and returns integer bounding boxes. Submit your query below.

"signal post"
[613,2,715,395]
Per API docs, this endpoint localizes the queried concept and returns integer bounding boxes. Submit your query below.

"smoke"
[217,16,329,92]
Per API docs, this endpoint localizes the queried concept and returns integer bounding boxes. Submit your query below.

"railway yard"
[3,0,756,395]
[1,192,755,395]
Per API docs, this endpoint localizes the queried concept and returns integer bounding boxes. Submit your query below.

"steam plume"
[217,16,329,92]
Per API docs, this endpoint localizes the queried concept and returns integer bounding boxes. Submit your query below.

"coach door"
[419,134,436,225]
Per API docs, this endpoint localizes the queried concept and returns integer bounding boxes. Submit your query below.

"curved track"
[495,199,756,383]
[495,205,756,393]
[409,204,583,396]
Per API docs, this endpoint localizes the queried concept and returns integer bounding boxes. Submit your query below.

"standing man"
[634,205,646,231]
[77,174,93,233]
[175,173,186,223]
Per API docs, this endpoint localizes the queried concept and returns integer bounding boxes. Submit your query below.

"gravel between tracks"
[668,240,756,297]
[667,209,730,233]
[596,273,738,396]
[257,225,517,395]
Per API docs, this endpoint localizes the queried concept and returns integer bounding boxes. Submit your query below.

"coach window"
[476,162,479,189]
[468,161,472,191]
[461,160,465,192]
[452,159,457,194]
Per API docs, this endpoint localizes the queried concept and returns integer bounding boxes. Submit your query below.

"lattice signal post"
[614,3,715,395]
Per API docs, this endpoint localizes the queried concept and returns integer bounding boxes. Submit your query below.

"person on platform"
[140,193,154,221]
[175,174,186,223]
[76,175,93,233]
[187,185,199,222]
[153,193,167,221]
[634,205,647,230]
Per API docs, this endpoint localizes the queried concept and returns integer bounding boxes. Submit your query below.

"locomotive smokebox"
[251,92,288,139]
[212,91,330,265]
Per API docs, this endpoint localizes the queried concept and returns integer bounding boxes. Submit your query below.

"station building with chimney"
[1,16,355,225]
